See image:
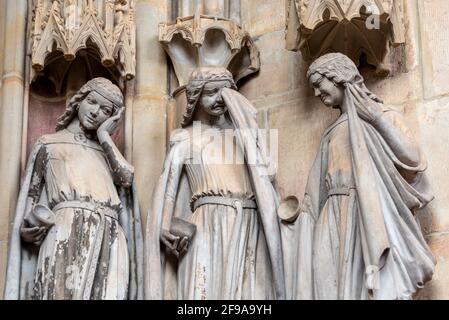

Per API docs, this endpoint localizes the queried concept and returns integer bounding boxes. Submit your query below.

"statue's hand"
[348,85,383,123]
[97,108,123,137]
[160,229,189,258]
[20,223,47,244]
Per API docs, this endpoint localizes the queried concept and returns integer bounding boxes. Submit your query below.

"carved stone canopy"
[30,0,136,87]
[159,13,260,88]
[286,0,405,74]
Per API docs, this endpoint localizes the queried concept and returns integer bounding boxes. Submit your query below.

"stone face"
[416,97,449,235]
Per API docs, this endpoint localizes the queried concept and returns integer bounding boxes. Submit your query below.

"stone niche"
[26,0,137,159]
[285,0,406,75]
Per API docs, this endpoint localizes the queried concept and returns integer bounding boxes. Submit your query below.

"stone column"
[132,0,168,225]
[0,0,28,299]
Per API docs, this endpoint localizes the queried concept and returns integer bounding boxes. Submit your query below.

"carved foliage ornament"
[286,0,405,74]
[31,0,136,83]
[159,13,260,87]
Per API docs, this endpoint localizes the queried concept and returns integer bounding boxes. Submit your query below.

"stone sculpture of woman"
[282,53,435,300]
[145,67,285,300]
[5,77,143,300]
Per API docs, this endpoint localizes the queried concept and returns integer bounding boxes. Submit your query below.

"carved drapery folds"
[159,13,260,87]
[286,0,405,74]
[31,0,136,87]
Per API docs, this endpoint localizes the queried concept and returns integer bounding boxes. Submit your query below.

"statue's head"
[182,67,237,127]
[56,77,124,131]
[307,53,369,108]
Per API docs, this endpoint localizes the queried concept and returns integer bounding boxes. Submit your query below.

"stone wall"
[0,0,170,298]
[0,0,27,299]
[131,0,169,228]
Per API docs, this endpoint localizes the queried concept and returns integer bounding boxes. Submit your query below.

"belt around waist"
[52,200,119,220]
[327,187,356,197]
[192,196,257,212]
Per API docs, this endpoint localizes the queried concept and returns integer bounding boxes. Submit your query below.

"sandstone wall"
[238,0,449,299]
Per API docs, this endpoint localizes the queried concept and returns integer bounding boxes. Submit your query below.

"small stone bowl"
[278,195,300,223]
[28,204,56,228]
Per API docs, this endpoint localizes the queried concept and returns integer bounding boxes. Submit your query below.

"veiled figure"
[282,53,436,300]
[145,67,285,300]
[5,78,143,300]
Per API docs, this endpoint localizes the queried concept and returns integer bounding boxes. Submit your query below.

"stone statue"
[4,77,143,300]
[282,53,435,300]
[145,67,285,300]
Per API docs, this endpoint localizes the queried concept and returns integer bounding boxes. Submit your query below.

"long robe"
[4,130,143,300]
[145,88,286,300]
[283,101,436,300]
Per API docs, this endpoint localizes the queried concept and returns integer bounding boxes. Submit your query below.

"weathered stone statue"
[145,67,285,300]
[282,53,436,300]
[5,77,143,300]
